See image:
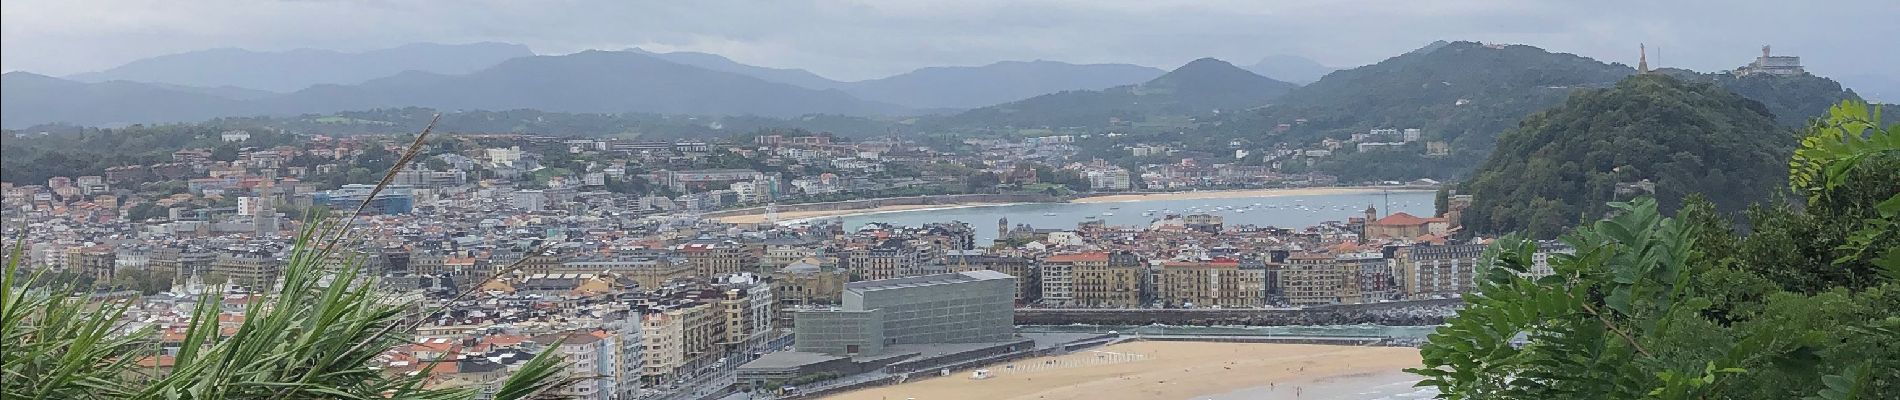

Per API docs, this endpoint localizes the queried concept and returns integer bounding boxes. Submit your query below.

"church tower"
[1639,43,1650,74]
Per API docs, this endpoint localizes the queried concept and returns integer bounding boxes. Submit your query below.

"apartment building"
[1072,251,1142,308]
[1156,259,1267,308]
[678,241,754,278]
[1396,244,1486,299]
[842,239,925,281]
[1278,253,1359,306]
[1040,252,1104,306]
[212,246,281,292]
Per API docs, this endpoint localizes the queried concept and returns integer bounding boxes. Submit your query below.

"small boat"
[1102,212,1115,216]
[1086,215,1098,219]
[1043,212,1057,216]
[1110,206,1121,210]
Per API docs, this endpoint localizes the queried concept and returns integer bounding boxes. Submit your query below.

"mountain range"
[628,49,1169,110]
[3,45,1183,128]
[1,40,1883,137]
[65,42,535,92]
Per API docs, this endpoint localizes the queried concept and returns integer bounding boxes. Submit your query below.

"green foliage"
[1416,101,1900,399]
[3,120,575,399]
[0,125,297,184]
[3,244,147,399]
[1461,74,1793,238]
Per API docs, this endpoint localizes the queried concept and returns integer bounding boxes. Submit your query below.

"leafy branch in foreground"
[1412,101,1900,399]
[2,115,575,399]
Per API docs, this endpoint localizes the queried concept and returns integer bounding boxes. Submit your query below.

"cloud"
[3,0,1894,83]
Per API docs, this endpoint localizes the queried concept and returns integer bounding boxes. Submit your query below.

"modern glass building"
[793,270,1015,356]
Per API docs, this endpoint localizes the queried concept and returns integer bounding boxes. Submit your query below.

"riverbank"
[818,341,1421,400]
[1072,186,1427,204]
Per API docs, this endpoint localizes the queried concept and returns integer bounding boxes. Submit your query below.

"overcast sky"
[4,0,1895,82]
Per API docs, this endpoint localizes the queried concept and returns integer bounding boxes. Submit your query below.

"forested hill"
[1205,41,1633,152]
[1655,67,1863,126]
[1459,74,1793,238]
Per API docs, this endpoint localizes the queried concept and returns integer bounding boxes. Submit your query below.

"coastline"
[819,341,1422,400]
[713,186,1432,224]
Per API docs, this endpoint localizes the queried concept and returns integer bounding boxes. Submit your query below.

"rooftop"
[844,270,1012,294]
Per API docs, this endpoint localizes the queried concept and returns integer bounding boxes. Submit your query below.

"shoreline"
[713,186,1433,224]
[818,341,1422,400]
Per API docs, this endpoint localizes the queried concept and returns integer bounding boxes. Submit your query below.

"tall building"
[1156,259,1267,308]
[641,301,724,384]
[67,244,117,283]
[793,271,1015,357]
[1039,252,1104,306]
[212,246,281,292]
[942,251,1040,305]
[841,239,925,281]
[1396,244,1486,299]
[678,241,754,278]
[531,332,611,400]
[1278,253,1359,306]
[1073,251,1142,308]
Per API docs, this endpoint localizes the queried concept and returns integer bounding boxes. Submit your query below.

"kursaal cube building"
[793,271,1015,356]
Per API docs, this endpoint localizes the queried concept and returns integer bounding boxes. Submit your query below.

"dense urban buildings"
[3,128,1569,399]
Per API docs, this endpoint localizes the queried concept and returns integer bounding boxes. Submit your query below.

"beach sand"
[818,342,1422,400]
[1071,187,1412,204]
[714,204,1007,224]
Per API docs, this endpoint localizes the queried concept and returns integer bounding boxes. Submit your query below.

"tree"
[1412,101,1899,399]
[209,144,240,162]
[4,119,580,400]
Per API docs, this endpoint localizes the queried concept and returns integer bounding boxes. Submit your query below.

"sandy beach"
[818,342,1422,400]
[1072,187,1417,204]
[714,203,1011,224]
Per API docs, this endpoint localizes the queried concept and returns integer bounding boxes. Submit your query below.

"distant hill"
[1,72,248,127]
[627,48,846,91]
[927,58,1294,131]
[840,60,1167,110]
[1245,54,1335,84]
[258,50,906,117]
[1223,41,1635,152]
[199,107,903,139]
[66,42,536,92]
[1459,74,1792,238]
[2,50,911,128]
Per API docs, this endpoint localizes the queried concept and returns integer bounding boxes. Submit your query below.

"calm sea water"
[834,190,1436,243]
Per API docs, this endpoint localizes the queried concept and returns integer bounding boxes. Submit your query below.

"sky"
[3,0,1896,84]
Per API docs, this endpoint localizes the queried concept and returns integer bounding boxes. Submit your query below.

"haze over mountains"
[927,58,1296,131]
[0,40,1878,133]
[65,42,536,92]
